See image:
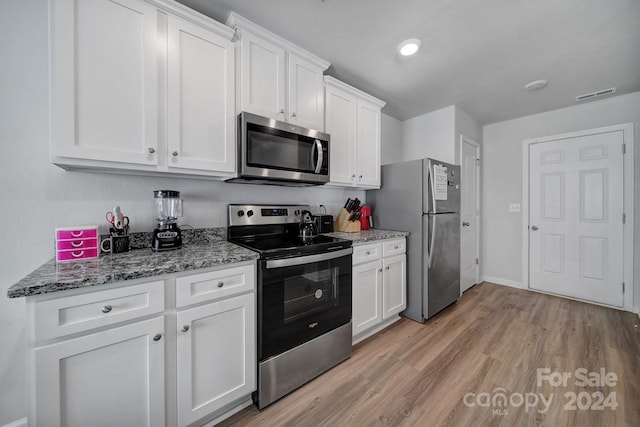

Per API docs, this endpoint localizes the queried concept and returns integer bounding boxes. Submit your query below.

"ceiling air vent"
[576,87,618,102]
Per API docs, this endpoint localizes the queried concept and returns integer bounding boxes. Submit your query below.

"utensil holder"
[334,208,361,232]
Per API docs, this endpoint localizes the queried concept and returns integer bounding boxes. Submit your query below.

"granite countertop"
[324,229,409,243]
[7,228,259,298]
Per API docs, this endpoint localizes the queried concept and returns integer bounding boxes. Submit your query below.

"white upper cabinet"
[238,32,287,120]
[51,0,159,166]
[324,76,385,189]
[228,13,329,131]
[167,15,235,174]
[50,0,237,177]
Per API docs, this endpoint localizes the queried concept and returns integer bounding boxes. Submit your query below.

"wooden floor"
[218,282,640,427]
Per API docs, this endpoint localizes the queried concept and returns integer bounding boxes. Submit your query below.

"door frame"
[521,123,634,311]
[459,135,481,290]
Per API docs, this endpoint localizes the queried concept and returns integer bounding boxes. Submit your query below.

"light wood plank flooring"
[218,282,640,426]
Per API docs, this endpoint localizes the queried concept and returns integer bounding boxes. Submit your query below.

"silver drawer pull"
[365,251,370,256]
[217,282,224,288]
[379,268,382,272]
[153,333,162,341]
[386,266,390,270]
[101,305,112,314]
[181,325,190,332]
[394,245,399,249]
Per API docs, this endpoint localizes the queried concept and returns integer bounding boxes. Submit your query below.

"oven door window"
[259,255,351,361]
[246,123,327,174]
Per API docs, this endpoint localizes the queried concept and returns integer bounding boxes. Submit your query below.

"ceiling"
[177,0,640,124]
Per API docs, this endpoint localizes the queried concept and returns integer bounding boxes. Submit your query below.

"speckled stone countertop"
[7,228,259,298]
[324,229,409,243]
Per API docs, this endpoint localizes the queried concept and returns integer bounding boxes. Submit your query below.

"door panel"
[529,130,624,307]
[460,139,479,292]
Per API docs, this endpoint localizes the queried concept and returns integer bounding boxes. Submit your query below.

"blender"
[152,190,183,251]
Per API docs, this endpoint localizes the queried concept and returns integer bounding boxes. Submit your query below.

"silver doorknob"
[147,147,155,154]
[462,222,470,227]
[172,151,179,157]
[101,305,112,313]
[531,225,539,231]
[181,325,189,332]
[153,333,162,341]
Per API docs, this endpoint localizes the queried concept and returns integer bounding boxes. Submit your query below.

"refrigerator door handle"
[429,160,437,214]
[428,214,436,268]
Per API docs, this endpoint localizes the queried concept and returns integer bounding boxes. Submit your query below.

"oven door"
[258,248,352,361]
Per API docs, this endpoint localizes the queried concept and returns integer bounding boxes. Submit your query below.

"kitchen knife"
[344,198,351,210]
[353,198,360,211]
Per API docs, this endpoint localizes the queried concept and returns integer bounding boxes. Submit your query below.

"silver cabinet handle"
[172,151,179,157]
[365,251,371,256]
[531,225,539,231]
[217,282,224,288]
[153,333,162,341]
[379,268,383,272]
[359,175,363,179]
[385,266,390,270]
[147,147,155,154]
[181,325,189,332]
[291,112,297,117]
[101,305,112,313]
[462,222,470,227]
[279,109,285,114]
[394,245,399,249]
[351,174,356,178]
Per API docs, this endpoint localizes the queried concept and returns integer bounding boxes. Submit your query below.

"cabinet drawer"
[34,281,165,342]
[56,247,99,262]
[176,264,255,308]
[382,238,406,257]
[56,238,98,251]
[352,243,381,265]
[56,227,98,240]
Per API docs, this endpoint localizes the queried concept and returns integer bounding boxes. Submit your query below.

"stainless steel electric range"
[227,204,353,409]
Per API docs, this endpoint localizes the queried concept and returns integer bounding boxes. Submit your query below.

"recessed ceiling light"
[524,80,548,91]
[397,39,422,56]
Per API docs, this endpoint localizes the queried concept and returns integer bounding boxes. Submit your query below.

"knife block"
[334,208,361,232]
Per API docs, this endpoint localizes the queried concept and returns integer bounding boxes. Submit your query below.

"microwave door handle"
[313,139,323,174]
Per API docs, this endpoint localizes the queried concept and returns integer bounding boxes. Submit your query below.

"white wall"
[0,1,364,424]
[401,105,456,163]
[380,113,403,165]
[455,106,483,162]
[482,91,640,311]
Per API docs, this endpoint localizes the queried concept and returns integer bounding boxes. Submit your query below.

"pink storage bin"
[55,226,99,262]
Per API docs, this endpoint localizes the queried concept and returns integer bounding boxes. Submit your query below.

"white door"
[352,260,382,336]
[51,0,159,165]
[460,136,480,293]
[355,100,382,188]
[288,54,324,130]
[239,32,286,120]
[529,130,624,307]
[382,254,407,319]
[325,86,357,186]
[176,293,256,427]
[167,16,235,173]
[34,317,165,427]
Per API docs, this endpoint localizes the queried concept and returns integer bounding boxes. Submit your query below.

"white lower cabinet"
[27,262,256,427]
[352,239,406,343]
[33,316,165,427]
[176,293,255,427]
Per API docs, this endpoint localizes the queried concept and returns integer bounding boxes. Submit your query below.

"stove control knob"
[237,210,245,217]
[247,209,254,217]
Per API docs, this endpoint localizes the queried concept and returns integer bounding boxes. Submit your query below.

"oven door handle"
[265,248,352,269]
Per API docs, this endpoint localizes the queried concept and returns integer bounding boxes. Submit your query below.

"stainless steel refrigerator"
[367,158,460,323]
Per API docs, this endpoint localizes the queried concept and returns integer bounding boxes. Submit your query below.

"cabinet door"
[325,85,357,186]
[240,32,286,121]
[176,293,256,426]
[352,260,382,336]
[51,0,158,165]
[356,100,381,188]
[288,55,324,130]
[382,254,407,320]
[33,317,165,427]
[167,16,235,173]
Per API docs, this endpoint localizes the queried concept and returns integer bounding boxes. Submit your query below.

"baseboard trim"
[2,418,27,427]
[482,276,523,289]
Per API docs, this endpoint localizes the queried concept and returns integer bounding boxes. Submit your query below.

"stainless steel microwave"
[226,112,330,186]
